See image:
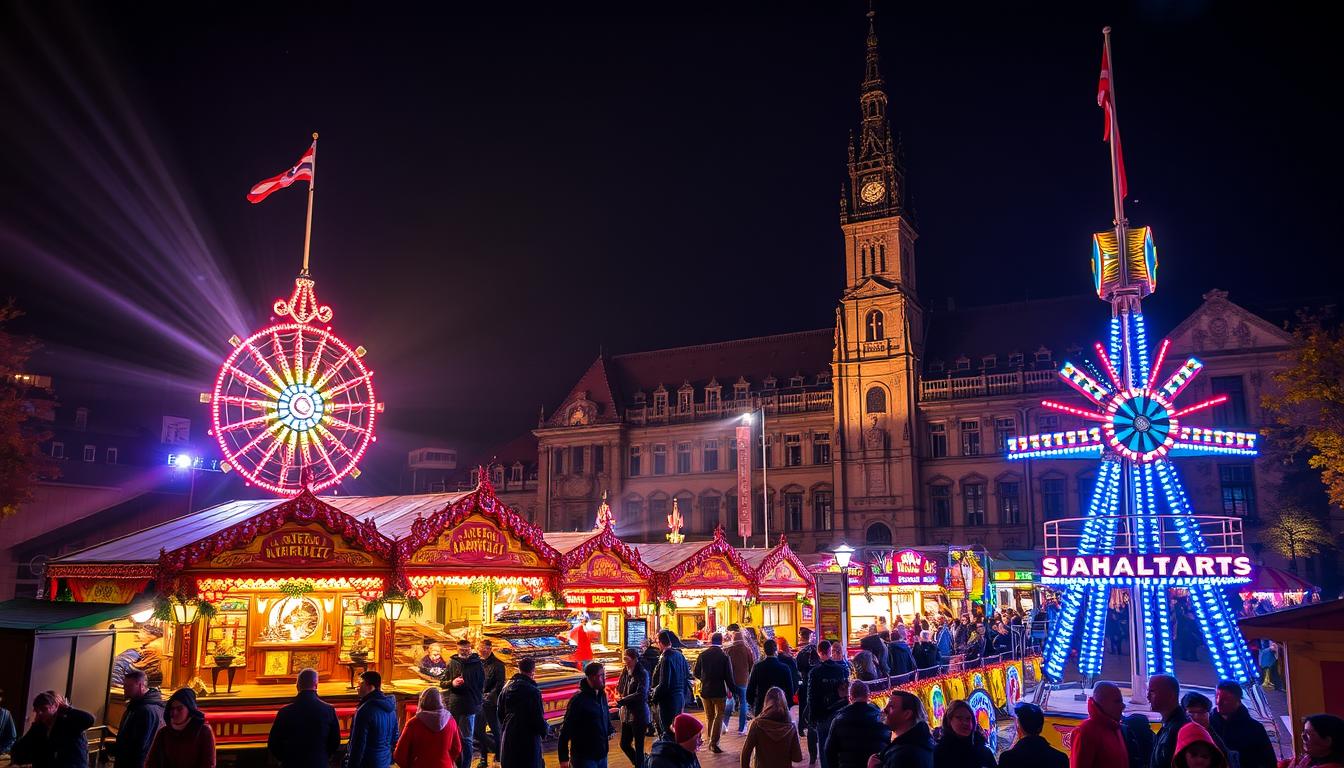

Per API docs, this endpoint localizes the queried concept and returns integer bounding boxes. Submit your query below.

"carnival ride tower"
[1008,30,1260,704]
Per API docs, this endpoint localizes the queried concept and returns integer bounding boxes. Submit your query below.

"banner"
[736,424,752,538]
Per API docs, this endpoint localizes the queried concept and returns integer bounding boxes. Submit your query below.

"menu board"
[624,617,648,652]
[202,597,249,665]
[340,596,377,661]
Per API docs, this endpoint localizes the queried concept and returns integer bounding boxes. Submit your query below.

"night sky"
[1,2,1339,489]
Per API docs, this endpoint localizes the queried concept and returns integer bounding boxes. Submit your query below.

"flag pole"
[1102,28,1128,277]
[301,132,318,275]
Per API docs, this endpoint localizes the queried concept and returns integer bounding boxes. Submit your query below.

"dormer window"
[677,383,693,414]
[981,355,997,370]
[955,356,971,371]
[789,374,805,388]
[930,361,945,373]
[652,387,668,416]
[634,392,647,405]
[705,379,722,411]
[510,462,523,483]
[763,376,777,390]
[1035,347,1053,364]
[1008,352,1024,367]
[734,378,750,400]
[817,371,832,386]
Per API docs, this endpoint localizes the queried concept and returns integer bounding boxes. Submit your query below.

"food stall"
[638,526,754,659]
[988,552,1040,614]
[842,548,948,644]
[1238,566,1317,612]
[740,537,815,647]
[549,504,655,662]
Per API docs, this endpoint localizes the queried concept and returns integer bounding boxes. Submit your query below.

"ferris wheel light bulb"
[228,335,241,347]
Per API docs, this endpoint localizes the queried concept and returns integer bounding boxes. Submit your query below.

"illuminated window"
[998,481,1022,525]
[930,484,952,527]
[813,490,834,531]
[763,602,793,627]
[866,310,885,341]
[960,420,981,456]
[784,433,802,467]
[703,439,719,472]
[1220,464,1257,519]
[928,423,948,458]
[964,483,986,526]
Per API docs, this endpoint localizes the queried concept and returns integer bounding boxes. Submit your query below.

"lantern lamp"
[833,543,856,569]
[381,595,407,621]
[170,598,200,625]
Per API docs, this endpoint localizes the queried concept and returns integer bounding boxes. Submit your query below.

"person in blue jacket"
[346,671,398,768]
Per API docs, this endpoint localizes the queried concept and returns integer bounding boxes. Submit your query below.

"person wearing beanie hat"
[146,688,215,768]
[647,714,703,768]
[1173,722,1229,768]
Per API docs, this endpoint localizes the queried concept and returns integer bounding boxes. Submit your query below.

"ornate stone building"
[524,11,1308,578]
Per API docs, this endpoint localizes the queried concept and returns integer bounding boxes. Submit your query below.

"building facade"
[528,11,1309,576]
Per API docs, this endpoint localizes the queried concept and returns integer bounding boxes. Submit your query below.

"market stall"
[989,552,1040,614]
[946,547,990,618]
[740,537,815,647]
[549,504,655,663]
[1239,566,1317,613]
[638,525,754,658]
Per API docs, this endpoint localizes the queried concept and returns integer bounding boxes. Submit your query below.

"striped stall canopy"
[1244,566,1316,593]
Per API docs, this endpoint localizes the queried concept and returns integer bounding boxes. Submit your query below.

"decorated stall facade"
[550,508,654,655]
[639,526,755,644]
[740,537,816,645]
[809,547,951,647]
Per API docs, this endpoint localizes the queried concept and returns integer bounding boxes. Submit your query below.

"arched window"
[866,386,887,414]
[866,522,893,545]
[865,310,885,341]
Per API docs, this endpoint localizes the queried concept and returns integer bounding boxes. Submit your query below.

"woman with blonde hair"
[741,687,802,768]
[394,687,463,768]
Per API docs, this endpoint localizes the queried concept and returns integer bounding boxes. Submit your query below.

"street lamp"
[170,597,200,625]
[172,453,199,515]
[833,543,856,569]
[740,411,769,547]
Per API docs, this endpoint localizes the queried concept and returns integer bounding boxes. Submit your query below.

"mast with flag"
[1098,28,1129,292]
[247,132,320,275]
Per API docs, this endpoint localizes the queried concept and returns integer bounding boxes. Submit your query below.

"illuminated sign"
[260,530,335,565]
[165,454,226,472]
[992,570,1036,582]
[582,553,626,582]
[1041,554,1252,584]
[870,549,940,587]
[565,591,641,608]
[446,522,509,561]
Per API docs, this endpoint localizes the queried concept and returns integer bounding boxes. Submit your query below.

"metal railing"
[919,369,1062,401]
[624,390,833,425]
[1042,514,1246,556]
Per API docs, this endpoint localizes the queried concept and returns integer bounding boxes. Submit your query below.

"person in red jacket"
[395,688,464,768]
[1071,682,1130,768]
[568,618,594,672]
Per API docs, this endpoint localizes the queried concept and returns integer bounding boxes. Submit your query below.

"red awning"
[1243,566,1315,593]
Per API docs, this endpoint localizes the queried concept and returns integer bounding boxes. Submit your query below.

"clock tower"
[833,4,923,545]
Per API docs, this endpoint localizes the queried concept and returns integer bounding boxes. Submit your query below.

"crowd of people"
[2,620,1341,768]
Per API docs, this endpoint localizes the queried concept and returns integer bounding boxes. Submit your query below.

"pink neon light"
[1093,342,1125,390]
[1170,394,1228,419]
[1146,339,1171,391]
[1040,399,1109,422]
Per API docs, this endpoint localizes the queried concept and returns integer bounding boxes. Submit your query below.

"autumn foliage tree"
[1262,313,1344,509]
[0,302,55,517]
[1260,507,1334,574]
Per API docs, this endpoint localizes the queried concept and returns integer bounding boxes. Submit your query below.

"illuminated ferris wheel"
[206,275,382,496]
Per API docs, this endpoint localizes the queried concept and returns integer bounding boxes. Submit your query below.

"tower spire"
[844,1,904,222]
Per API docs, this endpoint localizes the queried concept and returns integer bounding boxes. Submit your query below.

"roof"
[51,491,472,565]
[1238,599,1344,639]
[0,597,151,631]
[546,532,598,556]
[549,330,836,417]
[635,542,711,572]
[488,432,539,466]
[922,294,1101,374]
[738,548,773,571]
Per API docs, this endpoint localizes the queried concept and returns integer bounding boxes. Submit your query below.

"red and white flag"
[1097,44,1128,199]
[247,141,315,204]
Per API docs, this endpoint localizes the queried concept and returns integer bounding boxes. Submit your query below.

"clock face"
[860,180,885,203]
